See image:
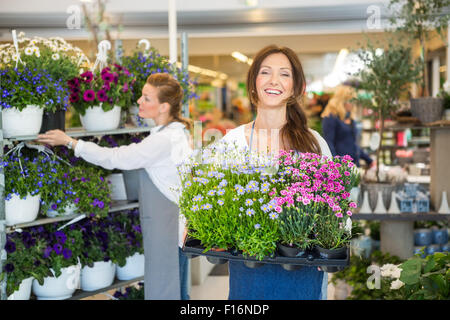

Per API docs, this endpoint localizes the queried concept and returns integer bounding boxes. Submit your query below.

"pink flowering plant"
[274,151,360,250]
[67,63,135,115]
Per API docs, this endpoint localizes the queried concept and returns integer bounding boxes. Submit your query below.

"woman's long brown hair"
[146,73,192,130]
[247,45,322,154]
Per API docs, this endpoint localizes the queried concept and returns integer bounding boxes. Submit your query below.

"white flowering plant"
[178,141,284,260]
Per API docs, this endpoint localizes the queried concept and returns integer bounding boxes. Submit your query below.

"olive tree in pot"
[388,0,450,123]
[352,37,422,209]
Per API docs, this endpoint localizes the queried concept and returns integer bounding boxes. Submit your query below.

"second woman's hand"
[37,129,77,148]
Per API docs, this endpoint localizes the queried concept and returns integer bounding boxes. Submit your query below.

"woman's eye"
[281,73,291,77]
[260,70,269,75]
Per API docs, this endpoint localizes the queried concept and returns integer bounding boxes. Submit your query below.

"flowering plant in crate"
[1,231,50,297]
[178,140,284,260]
[67,64,135,115]
[275,151,359,250]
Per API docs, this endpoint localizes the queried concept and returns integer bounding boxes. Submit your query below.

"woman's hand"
[37,129,76,148]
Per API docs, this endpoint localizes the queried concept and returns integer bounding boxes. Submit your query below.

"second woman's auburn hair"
[146,73,192,130]
[247,45,322,154]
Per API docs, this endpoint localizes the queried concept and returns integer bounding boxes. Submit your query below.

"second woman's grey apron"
[138,168,181,299]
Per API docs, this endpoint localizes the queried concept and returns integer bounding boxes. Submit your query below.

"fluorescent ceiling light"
[231,51,253,65]
[176,62,228,80]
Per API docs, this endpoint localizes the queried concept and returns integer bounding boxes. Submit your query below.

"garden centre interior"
[0,0,449,301]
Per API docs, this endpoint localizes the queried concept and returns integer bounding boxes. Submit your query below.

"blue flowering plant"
[0,32,89,112]
[0,66,70,112]
[1,231,50,297]
[178,140,284,260]
[2,145,57,204]
[113,282,144,300]
[122,47,197,105]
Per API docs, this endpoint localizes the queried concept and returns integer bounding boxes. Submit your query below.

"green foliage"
[399,252,450,300]
[331,250,404,300]
[2,231,51,297]
[352,37,422,118]
[277,207,317,249]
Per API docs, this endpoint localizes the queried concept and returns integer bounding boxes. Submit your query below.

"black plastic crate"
[182,238,350,273]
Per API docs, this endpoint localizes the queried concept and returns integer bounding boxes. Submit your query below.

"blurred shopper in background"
[321,85,373,167]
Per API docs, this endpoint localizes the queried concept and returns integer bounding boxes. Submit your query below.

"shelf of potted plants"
[0,33,196,300]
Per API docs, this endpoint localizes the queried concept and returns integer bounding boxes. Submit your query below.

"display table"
[353,212,450,260]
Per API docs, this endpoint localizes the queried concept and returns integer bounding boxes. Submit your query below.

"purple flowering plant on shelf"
[67,63,135,115]
[29,224,84,280]
[1,230,50,297]
[50,146,112,219]
[77,209,142,268]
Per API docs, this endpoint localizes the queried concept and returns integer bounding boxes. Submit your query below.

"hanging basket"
[7,277,33,300]
[5,193,41,226]
[116,253,145,281]
[32,265,80,300]
[2,105,43,138]
[80,260,116,291]
[80,105,121,132]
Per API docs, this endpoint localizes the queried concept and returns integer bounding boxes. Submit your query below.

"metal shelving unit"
[67,276,144,300]
[0,126,150,300]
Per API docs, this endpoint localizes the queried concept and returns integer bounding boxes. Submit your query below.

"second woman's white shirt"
[74,121,192,247]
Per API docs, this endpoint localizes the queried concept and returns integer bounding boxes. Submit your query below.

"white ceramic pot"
[80,260,116,291]
[116,253,145,281]
[5,193,41,226]
[2,105,43,138]
[7,277,34,300]
[32,265,80,300]
[80,105,121,131]
[46,203,78,218]
[107,173,128,201]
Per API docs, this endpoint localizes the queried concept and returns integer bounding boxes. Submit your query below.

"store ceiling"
[0,0,399,83]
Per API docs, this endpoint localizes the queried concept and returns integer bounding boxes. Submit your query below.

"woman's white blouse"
[74,121,193,247]
[222,124,333,158]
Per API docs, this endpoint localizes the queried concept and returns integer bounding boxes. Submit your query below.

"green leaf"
[399,258,422,285]
[424,256,436,273]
